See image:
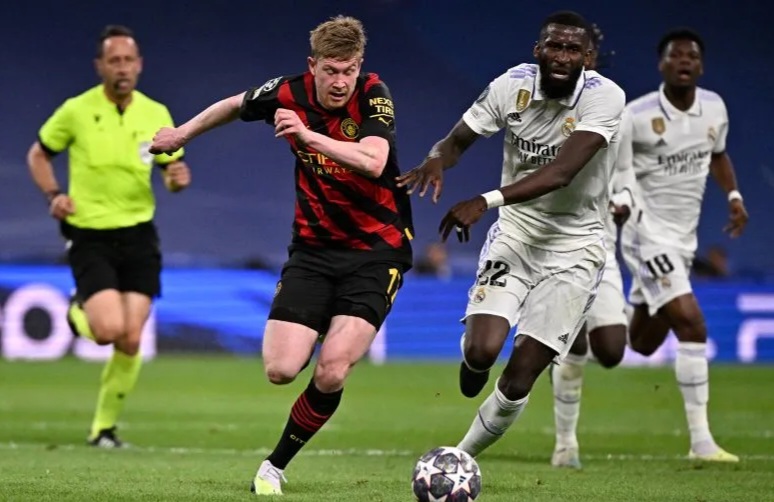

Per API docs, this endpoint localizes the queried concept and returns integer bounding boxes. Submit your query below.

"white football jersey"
[463,63,626,252]
[620,84,728,255]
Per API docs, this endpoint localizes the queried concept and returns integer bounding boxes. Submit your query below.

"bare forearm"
[428,119,479,170]
[179,94,243,141]
[27,144,60,196]
[499,164,571,205]
[304,131,386,178]
[710,153,739,194]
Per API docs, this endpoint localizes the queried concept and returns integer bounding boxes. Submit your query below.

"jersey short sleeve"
[462,72,509,137]
[38,99,75,155]
[240,76,284,123]
[154,105,185,165]
[574,82,626,146]
[358,79,396,141]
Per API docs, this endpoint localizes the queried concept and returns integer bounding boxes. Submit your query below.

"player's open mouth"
[550,71,570,80]
[330,91,347,101]
[677,69,693,79]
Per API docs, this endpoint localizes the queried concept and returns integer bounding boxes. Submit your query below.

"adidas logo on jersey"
[558,333,569,344]
[655,138,667,147]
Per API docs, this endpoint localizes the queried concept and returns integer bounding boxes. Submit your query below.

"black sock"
[459,361,491,398]
[266,379,343,469]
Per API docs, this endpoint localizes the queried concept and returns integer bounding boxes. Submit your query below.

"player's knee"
[264,362,299,385]
[313,359,350,393]
[463,339,501,371]
[90,318,125,345]
[595,347,624,368]
[630,337,659,357]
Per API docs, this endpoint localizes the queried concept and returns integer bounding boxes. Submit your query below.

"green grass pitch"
[1,357,772,501]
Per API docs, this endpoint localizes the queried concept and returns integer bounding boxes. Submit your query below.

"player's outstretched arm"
[150,93,245,155]
[710,152,748,238]
[396,120,480,203]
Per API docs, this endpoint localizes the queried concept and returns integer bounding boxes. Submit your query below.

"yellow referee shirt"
[38,85,184,230]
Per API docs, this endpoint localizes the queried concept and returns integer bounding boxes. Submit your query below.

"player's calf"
[500,335,555,400]
[628,304,670,356]
[457,335,553,458]
[459,315,511,398]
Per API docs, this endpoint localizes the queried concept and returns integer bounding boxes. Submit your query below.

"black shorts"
[268,247,407,334]
[62,221,162,302]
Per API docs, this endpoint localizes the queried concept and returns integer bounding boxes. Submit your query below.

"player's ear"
[137,56,143,76]
[307,56,317,75]
[94,58,104,79]
[532,42,540,59]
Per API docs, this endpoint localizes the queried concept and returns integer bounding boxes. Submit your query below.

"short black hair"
[540,11,591,39]
[657,28,704,57]
[97,25,136,57]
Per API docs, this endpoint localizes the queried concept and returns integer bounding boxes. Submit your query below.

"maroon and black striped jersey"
[239,72,414,265]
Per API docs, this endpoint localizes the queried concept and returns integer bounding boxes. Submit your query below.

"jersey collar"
[98,84,134,113]
[531,67,586,109]
[658,83,702,120]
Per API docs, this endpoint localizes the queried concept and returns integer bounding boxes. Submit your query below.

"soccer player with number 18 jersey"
[621,29,748,462]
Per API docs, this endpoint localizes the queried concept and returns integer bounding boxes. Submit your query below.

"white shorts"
[585,250,627,332]
[621,236,693,317]
[465,224,605,359]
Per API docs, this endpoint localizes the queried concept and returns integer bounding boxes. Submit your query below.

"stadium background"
[3,3,773,501]
[1,0,773,363]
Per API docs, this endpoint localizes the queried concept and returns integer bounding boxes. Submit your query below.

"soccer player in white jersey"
[620,28,748,462]
[549,23,635,469]
[397,11,625,458]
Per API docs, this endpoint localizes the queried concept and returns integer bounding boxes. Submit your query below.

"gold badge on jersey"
[651,117,666,135]
[473,287,486,303]
[340,118,359,139]
[708,126,717,142]
[515,89,531,113]
[561,117,576,137]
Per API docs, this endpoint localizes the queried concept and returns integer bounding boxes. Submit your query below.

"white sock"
[552,353,586,450]
[457,378,529,457]
[675,342,715,453]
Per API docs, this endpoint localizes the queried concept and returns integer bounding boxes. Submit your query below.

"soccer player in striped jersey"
[150,15,413,495]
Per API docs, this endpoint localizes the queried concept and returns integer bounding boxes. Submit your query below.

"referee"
[26,25,191,447]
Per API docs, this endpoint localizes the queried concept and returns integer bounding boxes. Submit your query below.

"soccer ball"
[411,446,482,501]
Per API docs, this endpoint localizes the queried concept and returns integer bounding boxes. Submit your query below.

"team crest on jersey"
[708,126,717,142]
[651,117,666,135]
[561,117,576,137]
[515,89,531,112]
[340,118,359,139]
[660,276,672,289]
[274,281,282,298]
[473,287,486,303]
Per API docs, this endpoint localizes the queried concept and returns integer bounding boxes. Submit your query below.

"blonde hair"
[309,15,367,60]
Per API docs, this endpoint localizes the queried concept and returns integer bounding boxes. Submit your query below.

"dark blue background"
[2,0,772,272]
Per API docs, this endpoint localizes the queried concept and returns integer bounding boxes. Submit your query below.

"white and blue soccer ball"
[412,446,482,501]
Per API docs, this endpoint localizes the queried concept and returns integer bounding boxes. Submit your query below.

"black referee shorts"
[61,221,162,302]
